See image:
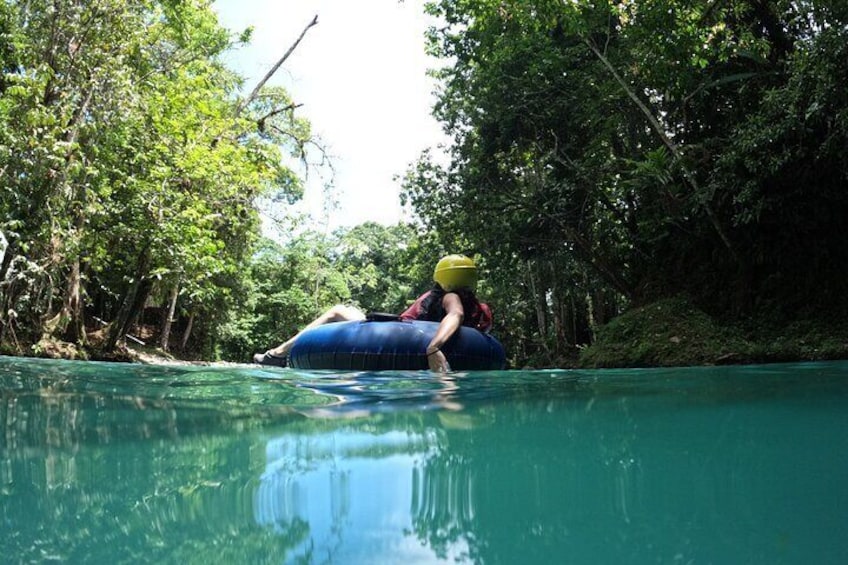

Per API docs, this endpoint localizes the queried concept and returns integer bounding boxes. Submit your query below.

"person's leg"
[263,304,365,357]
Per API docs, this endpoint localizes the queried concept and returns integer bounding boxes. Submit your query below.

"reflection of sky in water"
[4,358,848,563]
[255,430,470,563]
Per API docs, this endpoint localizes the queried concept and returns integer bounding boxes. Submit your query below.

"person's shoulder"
[441,292,465,311]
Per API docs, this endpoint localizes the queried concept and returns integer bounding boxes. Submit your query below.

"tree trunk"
[180,312,195,352]
[105,247,151,350]
[0,239,14,346]
[569,293,580,346]
[40,255,84,345]
[46,81,96,344]
[159,282,179,351]
[527,262,550,356]
[125,279,153,340]
[551,286,566,358]
[61,257,85,344]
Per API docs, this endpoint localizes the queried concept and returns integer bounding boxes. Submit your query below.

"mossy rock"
[748,319,848,362]
[579,297,754,368]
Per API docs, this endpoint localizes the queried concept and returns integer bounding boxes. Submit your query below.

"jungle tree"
[0,0,317,356]
[402,0,848,364]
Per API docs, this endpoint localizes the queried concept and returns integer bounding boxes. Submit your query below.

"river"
[2,356,847,564]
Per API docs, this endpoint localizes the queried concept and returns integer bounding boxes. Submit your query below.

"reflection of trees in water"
[404,397,647,564]
[410,454,478,561]
[0,359,364,562]
[2,365,654,563]
[0,374,310,455]
[2,387,184,451]
[5,360,843,562]
[1,361,648,564]
[0,430,311,563]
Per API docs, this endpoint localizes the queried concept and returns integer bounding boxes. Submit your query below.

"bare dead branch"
[236,14,319,116]
[257,103,302,132]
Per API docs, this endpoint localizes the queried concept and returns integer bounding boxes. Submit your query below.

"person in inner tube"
[252,254,493,372]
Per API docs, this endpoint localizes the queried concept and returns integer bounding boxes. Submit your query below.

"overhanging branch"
[236,14,319,117]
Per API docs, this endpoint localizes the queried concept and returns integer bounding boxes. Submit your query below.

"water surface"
[2,356,847,564]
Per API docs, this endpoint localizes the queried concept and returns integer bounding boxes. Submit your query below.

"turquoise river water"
[1,356,847,564]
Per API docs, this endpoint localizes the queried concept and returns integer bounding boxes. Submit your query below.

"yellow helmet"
[433,254,478,292]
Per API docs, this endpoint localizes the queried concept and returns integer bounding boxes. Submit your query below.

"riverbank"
[579,296,848,368]
[2,335,212,367]
[7,296,847,369]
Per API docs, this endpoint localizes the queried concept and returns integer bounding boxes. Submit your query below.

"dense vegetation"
[0,0,310,359]
[1,0,846,367]
[216,223,443,362]
[401,0,848,365]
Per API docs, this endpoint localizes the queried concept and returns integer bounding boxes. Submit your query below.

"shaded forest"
[1,0,847,367]
[402,0,848,365]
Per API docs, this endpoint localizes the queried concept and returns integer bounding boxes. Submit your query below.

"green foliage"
[581,296,848,368]
[218,236,339,361]
[0,0,316,356]
[217,224,432,362]
[3,0,846,367]
[580,297,754,368]
[403,0,848,366]
[334,222,431,313]
[745,318,848,363]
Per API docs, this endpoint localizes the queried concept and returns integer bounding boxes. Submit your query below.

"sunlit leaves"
[0,0,312,351]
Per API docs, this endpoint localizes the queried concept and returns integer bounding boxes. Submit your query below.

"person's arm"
[426,293,464,372]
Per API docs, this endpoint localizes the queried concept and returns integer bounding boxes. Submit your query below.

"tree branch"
[257,103,302,132]
[236,14,319,117]
[583,35,741,266]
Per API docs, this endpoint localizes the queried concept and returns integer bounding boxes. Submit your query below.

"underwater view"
[1,356,847,564]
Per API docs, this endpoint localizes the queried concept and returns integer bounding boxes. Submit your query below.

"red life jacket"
[399,289,494,333]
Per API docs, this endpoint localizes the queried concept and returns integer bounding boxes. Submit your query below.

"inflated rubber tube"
[289,319,506,371]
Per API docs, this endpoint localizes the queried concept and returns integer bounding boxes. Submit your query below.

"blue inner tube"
[289,319,506,371]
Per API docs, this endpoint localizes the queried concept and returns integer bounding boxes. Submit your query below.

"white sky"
[213,0,448,230]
